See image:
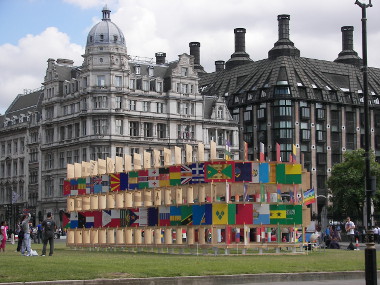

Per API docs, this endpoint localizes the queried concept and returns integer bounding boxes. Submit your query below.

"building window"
[13,161,18,176]
[116,147,123,157]
[74,149,79,163]
[143,81,149,91]
[82,148,87,162]
[45,178,54,197]
[217,131,225,145]
[75,123,80,138]
[142,101,151,112]
[217,107,224,119]
[181,84,188,94]
[67,125,73,139]
[143,122,153,137]
[129,121,139,137]
[116,96,122,109]
[45,153,54,169]
[157,123,166,139]
[129,79,135,89]
[30,148,38,162]
[157,82,163,92]
[59,152,65,168]
[115,76,122,87]
[97,75,105,87]
[181,67,188,76]
[148,67,154,77]
[135,66,141,75]
[46,106,54,119]
[94,96,108,109]
[19,159,24,175]
[93,119,108,135]
[115,119,123,135]
[157,102,164,113]
[30,170,38,184]
[90,146,110,160]
[66,151,72,164]
[129,100,136,111]
[13,140,18,154]
[45,128,54,144]
[178,125,194,139]
[82,120,87,136]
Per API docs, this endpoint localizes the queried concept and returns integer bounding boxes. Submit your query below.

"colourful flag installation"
[303,188,316,205]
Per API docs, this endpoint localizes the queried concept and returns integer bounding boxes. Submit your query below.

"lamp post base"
[365,230,377,285]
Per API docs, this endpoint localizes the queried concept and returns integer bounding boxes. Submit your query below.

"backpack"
[45,220,54,231]
[347,242,355,250]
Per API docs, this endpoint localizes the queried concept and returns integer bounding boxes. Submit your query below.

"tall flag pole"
[276,142,281,162]
[259,142,265,162]
[244,141,248,161]
[292,144,297,163]
[225,140,231,161]
[243,183,248,202]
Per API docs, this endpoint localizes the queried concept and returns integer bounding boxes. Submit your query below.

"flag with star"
[212,204,235,225]
[234,162,253,182]
[204,161,235,182]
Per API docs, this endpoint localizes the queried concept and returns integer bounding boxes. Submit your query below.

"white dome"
[86,6,126,48]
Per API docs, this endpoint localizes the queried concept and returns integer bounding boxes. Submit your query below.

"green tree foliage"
[327,149,380,222]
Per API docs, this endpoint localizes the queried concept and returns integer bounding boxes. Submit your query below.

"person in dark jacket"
[41,212,56,256]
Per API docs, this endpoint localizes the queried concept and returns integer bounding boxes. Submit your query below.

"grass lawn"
[0,240,378,283]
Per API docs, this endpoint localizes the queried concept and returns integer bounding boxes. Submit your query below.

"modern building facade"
[0,7,239,227]
[199,15,380,216]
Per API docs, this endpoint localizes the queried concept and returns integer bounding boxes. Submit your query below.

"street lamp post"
[354,1,376,284]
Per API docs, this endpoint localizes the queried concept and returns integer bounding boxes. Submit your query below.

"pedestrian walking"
[37,221,43,244]
[0,221,8,252]
[345,217,355,250]
[41,212,56,256]
[21,213,32,256]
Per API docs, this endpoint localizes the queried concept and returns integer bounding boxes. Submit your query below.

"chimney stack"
[234,28,247,53]
[155,52,166,65]
[225,28,252,70]
[215,60,225,72]
[189,42,205,73]
[268,14,300,59]
[334,26,361,67]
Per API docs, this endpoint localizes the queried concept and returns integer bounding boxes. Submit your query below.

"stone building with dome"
[0,7,239,226]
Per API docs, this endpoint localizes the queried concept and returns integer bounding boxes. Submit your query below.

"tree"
[326,149,380,222]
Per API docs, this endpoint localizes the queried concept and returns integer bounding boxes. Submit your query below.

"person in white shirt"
[345,217,355,244]
[373,226,379,244]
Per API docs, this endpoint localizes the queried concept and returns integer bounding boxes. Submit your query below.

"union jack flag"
[181,165,192,185]
[190,162,205,184]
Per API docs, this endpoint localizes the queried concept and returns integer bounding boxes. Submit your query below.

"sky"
[0,0,379,115]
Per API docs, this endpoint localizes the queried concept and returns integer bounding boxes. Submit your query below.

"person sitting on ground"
[329,226,340,249]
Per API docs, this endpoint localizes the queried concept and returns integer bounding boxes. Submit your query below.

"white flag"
[12,191,20,204]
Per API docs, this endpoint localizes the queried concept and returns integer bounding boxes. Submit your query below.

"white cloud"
[1,0,380,115]
[0,27,83,114]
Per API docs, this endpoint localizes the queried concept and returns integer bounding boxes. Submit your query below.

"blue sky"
[0,0,379,115]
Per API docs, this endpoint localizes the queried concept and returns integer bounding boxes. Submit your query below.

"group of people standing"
[4,212,56,256]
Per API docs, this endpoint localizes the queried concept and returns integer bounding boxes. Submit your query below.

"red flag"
[259,142,265,162]
[276,143,281,162]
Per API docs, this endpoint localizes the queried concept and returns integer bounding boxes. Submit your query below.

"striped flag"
[304,188,316,205]
[276,143,281,162]
[292,144,297,163]
[259,142,265,162]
